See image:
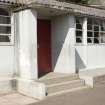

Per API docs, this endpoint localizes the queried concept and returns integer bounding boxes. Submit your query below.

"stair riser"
[94,75,105,87]
[47,80,84,94]
[40,76,79,85]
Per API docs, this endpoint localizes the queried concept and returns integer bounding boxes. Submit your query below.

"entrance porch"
[36,7,76,78]
[16,7,76,99]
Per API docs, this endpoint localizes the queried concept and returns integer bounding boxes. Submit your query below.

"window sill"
[75,43,85,46]
[87,43,105,46]
[75,43,105,46]
[0,42,14,46]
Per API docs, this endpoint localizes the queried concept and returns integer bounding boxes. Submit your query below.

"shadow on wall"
[75,49,86,73]
[52,15,72,72]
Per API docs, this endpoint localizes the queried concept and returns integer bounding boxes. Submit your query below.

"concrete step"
[39,74,79,85]
[46,79,85,96]
[79,68,105,87]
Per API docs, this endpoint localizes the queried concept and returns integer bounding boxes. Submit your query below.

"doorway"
[37,19,52,77]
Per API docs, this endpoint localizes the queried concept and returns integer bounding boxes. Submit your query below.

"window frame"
[87,18,105,45]
[0,9,14,46]
[75,17,83,45]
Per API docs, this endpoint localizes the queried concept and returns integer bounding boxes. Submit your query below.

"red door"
[37,19,52,74]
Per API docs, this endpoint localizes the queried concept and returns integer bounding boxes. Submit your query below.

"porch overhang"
[0,0,22,10]
[26,0,105,18]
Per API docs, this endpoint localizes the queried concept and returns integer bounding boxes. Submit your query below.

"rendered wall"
[76,45,105,71]
[0,13,15,93]
[0,46,14,78]
[51,15,75,74]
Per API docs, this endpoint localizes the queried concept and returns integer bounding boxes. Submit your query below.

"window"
[76,17,83,44]
[0,8,13,44]
[87,18,105,44]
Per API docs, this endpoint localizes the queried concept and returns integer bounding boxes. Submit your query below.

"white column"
[83,17,88,66]
[18,9,38,79]
[83,17,87,45]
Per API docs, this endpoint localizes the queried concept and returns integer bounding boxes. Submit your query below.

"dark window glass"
[94,20,99,25]
[87,18,92,24]
[0,26,11,34]
[94,32,99,37]
[94,38,99,44]
[76,19,80,24]
[76,24,82,29]
[87,24,92,30]
[94,26,99,31]
[87,31,93,37]
[76,31,82,36]
[100,33,105,43]
[0,9,11,43]
[101,26,105,31]
[0,17,10,24]
[0,36,10,42]
[76,38,82,43]
[0,8,9,16]
[87,38,92,43]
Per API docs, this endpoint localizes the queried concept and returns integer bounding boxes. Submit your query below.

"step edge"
[46,79,84,88]
[39,74,79,81]
[41,78,79,85]
[47,86,88,97]
[47,83,85,93]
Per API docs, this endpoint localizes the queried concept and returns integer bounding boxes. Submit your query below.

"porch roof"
[0,0,17,4]
[1,0,105,19]
[26,0,105,18]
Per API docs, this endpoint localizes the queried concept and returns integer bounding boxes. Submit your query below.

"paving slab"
[0,93,38,105]
[29,83,105,105]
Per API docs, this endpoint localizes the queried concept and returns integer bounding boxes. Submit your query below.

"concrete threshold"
[79,68,105,88]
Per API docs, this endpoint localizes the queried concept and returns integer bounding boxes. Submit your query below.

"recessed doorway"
[37,19,52,77]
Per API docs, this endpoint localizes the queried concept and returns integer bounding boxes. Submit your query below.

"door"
[37,19,52,75]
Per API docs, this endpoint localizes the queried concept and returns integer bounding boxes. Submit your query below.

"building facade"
[0,0,105,99]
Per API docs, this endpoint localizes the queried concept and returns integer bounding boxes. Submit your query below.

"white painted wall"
[75,45,105,71]
[18,9,38,79]
[51,15,75,74]
[0,13,15,78]
[0,46,14,78]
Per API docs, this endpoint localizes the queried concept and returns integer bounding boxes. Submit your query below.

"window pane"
[0,26,11,34]
[87,31,93,37]
[87,24,92,30]
[94,32,99,37]
[0,16,10,24]
[76,38,82,43]
[94,26,99,31]
[0,8,9,16]
[100,33,105,43]
[76,18,83,24]
[87,38,92,43]
[94,20,100,25]
[0,36,10,42]
[87,18,92,24]
[76,24,82,29]
[76,17,83,44]
[94,38,99,44]
[76,19,80,24]
[76,31,82,36]
[101,26,105,31]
